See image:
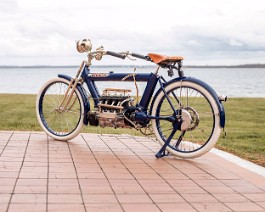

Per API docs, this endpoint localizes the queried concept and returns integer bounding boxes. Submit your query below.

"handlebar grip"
[106,51,126,59]
[131,53,146,60]
[131,53,151,61]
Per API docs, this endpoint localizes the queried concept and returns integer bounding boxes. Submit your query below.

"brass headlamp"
[76,39,92,53]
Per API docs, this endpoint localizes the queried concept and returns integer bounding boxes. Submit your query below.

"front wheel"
[151,80,221,158]
[36,78,84,140]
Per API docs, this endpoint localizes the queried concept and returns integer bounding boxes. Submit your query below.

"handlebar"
[76,39,152,63]
[106,51,126,59]
[105,51,151,61]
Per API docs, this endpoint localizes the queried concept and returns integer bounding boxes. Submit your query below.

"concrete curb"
[211,148,265,177]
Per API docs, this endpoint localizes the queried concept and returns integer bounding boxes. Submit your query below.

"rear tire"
[151,80,221,158]
[36,78,84,140]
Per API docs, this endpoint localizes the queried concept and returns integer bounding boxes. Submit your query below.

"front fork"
[58,61,87,112]
[57,78,79,111]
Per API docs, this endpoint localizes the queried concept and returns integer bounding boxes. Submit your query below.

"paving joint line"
[6,132,31,212]
[46,134,49,212]
[81,134,125,212]
[0,132,13,157]
[98,134,161,211]
[118,135,194,212]
[67,140,87,212]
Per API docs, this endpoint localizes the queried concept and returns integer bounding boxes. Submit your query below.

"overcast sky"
[0,0,265,66]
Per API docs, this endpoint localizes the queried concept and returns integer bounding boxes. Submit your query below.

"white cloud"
[228,39,243,47]
[0,0,265,65]
[0,0,18,14]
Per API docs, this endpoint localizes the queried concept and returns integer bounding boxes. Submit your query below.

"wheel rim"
[39,81,82,137]
[155,85,215,153]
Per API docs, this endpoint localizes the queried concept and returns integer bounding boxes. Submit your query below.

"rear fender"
[58,74,90,125]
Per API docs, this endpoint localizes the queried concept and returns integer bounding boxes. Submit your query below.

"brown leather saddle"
[148,53,183,65]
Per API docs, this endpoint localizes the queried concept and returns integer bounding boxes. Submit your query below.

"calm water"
[0,67,265,97]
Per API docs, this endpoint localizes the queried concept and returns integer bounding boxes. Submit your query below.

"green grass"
[0,94,138,135]
[215,97,265,167]
[0,94,264,166]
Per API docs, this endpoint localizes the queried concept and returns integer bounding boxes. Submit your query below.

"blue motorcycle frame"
[59,66,225,128]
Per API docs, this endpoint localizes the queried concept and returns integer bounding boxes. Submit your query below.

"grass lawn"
[0,94,264,167]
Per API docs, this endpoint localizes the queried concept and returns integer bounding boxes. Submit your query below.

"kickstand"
[156,124,179,159]
[155,136,172,158]
[155,111,181,159]
[155,147,170,158]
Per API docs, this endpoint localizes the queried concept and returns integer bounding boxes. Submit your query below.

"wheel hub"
[180,109,192,131]
[183,106,200,131]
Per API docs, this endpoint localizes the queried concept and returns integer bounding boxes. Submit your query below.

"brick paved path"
[0,131,265,212]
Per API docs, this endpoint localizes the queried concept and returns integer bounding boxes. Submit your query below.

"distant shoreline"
[1,64,265,69]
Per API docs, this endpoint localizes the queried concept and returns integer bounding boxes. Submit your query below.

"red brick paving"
[0,131,265,212]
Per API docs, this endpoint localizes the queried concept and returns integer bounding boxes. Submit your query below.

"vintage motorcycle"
[36,39,226,158]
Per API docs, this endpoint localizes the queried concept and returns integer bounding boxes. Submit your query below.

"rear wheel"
[151,80,221,158]
[36,78,84,140]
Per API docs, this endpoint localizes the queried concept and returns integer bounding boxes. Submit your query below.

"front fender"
[58,74,90,125]
[151,77,225,128]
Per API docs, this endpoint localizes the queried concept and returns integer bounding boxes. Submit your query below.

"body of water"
[0,67,265,97]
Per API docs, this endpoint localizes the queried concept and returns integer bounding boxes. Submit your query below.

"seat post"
[177,61,184,77]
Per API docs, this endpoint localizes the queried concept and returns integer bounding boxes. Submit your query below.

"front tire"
[151,80,221,158]
[36,78,84,140]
